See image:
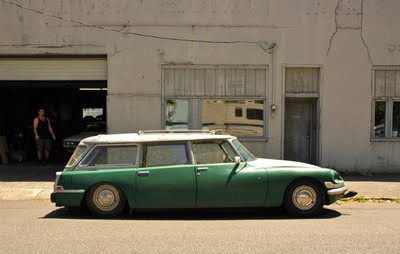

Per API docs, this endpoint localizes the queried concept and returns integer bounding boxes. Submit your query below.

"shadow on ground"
[42,207,342,221]
[0,160,67,182]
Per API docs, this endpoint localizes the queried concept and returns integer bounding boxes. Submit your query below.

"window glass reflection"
[374,101,386,138]
[392,102,400,138]
[202,100,264,137]
[165,99,189,130]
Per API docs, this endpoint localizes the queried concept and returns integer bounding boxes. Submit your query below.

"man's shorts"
[36,139,52,151]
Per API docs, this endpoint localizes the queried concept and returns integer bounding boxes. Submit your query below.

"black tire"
[86,183,126,218]
[284,179,325,217]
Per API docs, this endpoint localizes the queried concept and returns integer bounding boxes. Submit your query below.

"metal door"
[284,99,317,164]
[195,163,268,208]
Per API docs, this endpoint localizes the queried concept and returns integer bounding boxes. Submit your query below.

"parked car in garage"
[62,122,106,152]
[51,130,351,218]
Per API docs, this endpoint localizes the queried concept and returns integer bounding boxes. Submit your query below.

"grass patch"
[352,195,367,203]
[338,195,399,204]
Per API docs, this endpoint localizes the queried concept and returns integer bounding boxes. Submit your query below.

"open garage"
[0,57,107,164]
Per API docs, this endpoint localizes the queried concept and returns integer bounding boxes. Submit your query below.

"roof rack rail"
[138,130,216,135]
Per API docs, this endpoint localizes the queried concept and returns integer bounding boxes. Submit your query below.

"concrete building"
[0,0,399,173]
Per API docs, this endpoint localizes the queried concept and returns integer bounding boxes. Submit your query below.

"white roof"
[80,132,236,145]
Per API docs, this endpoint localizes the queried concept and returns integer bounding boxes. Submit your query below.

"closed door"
[135,142,196,209]
[284,99,317,164]
[192,140,268,208]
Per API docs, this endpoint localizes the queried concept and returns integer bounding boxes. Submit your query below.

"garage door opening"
[0,81,107,164]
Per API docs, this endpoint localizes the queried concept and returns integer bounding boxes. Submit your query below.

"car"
[51,130,351,218]
[62,122,106,152]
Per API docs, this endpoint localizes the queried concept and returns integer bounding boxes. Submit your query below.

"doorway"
[284,98,318,164]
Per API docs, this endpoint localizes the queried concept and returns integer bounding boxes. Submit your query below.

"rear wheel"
[284,180,325,217]
[86,183,126,218]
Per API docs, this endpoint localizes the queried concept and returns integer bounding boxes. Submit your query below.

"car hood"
[247,158,320,169]
[63,132,104,142]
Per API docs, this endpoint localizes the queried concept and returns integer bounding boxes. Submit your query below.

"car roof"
[80,131,236,145]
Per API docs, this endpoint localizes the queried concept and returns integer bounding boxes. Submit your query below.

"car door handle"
[138,171,150,176]
[196,167,208,172]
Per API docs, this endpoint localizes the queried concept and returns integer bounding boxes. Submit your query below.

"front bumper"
[325,185,349,204]
[327,186,348,196]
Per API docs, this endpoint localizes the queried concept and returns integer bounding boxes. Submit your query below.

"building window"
[373,68,400,139]
[162,65,268,140]
[374,101,386,138]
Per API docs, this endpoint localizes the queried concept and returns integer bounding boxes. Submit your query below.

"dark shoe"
[39,159,45,166]
[43,158,48,166]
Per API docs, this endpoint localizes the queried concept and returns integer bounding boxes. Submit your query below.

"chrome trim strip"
[327,186,348,196]
[54,190,85,194]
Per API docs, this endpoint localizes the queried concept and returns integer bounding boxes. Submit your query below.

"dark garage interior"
[0,81,107,164]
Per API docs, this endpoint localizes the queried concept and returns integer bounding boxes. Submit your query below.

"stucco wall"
[1,0,400,172]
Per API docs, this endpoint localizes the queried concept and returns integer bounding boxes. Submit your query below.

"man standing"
[33,107,56,165]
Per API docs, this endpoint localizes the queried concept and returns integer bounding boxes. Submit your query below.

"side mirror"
[234,156,241,164]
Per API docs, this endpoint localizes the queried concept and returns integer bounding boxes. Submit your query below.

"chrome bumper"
[327,186,348,196]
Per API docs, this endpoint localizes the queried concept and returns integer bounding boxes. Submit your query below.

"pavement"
[0,161,400,201]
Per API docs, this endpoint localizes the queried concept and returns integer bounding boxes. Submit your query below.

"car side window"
[142,142,190,167]
[80,145,138,167]
[192,140,237,164]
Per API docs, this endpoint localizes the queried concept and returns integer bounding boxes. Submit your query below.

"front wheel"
[86,183,126,218]
[284,180,325,217]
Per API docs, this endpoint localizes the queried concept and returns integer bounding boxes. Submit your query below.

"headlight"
[325,182,343,189]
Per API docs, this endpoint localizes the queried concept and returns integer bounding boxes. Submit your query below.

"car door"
[192,140,268,208]
[135,141,196,209]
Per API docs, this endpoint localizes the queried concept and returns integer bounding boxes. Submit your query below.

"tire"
[284,180,325,217]
[86,183,126,218]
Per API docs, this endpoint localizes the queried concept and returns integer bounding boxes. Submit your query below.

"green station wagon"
[51,130,350,218]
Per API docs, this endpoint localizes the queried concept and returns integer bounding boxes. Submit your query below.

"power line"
[1,0,275,49]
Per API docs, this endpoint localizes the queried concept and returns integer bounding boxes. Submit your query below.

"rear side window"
[80,145,138,167]
[142,142,190,167]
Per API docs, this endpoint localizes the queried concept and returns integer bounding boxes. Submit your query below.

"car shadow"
[42,207,341,220]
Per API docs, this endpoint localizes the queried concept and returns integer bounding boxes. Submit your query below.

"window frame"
[371,67,400,141]
[162,97,268,141]
[76,144,140,170]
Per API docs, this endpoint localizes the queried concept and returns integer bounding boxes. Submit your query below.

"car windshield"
[231,139,256,162]
[85,123,106,132]
[66,145,87,167]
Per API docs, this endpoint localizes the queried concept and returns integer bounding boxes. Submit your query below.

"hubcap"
[292,185,317,210]
[93,185,120,212]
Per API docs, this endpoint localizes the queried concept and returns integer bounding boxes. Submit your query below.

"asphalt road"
[0,201,399,254]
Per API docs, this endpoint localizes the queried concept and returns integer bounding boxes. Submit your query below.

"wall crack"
[327,0,373,65]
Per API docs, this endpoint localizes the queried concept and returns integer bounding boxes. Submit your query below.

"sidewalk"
[1,162,400,201]
[344,174,400,199]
